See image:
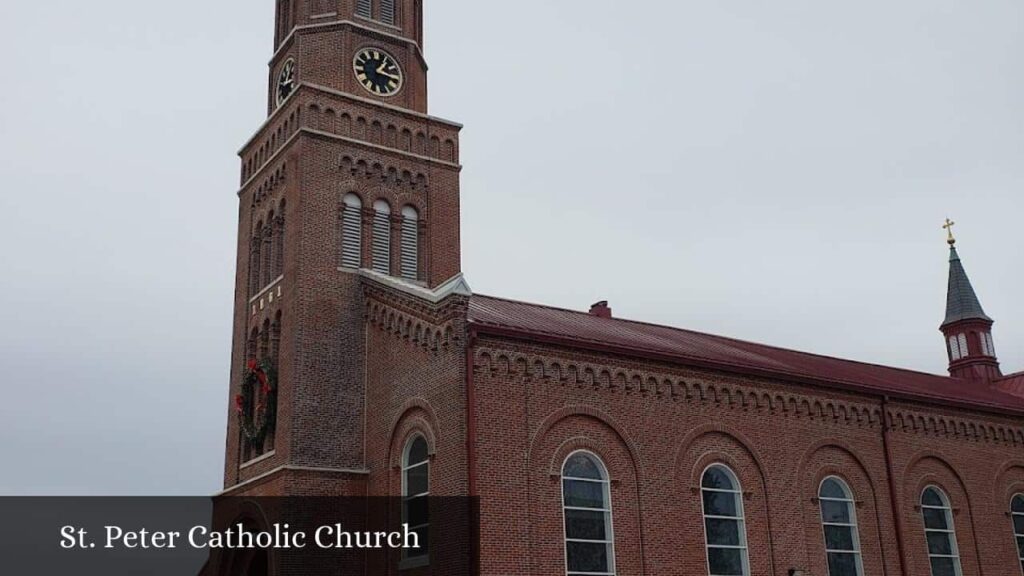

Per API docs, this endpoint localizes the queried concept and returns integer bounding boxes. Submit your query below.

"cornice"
[237,83,462,156]
[468,323,1024,419]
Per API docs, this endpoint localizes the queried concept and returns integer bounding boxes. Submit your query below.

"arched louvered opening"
[818,477,863,576]
[250,222,263,295]
[341,194,363,269]
[372,200,392,274]
[400,205,419,281]
[261,216,274,287]
[273,201,285,279]
[356,0,372,18]
[381,0,396,25]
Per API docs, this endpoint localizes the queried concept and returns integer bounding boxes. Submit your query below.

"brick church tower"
[223,0,467,497]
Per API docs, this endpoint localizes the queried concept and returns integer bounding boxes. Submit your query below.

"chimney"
[589,301,612,319]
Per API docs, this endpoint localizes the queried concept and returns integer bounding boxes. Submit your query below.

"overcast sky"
[1,0,1021,495]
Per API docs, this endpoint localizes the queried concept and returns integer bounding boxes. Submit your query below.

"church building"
[217,2,1024,575]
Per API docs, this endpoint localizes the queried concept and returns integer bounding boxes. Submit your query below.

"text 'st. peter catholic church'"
[220,2,1024,575]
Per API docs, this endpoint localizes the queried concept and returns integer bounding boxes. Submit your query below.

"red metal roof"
[468,294,1024,414]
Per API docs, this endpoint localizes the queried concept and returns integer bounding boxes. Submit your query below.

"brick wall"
[470,336,1024,575]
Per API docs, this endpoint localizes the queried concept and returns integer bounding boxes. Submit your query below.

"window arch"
[819,477,863,576]
[1011,494,1024,573]
[371,200,391,274]
[921,486,962,576]
[561,451,615,576]
[341,194,362,269]
[402,435,429,560]
[701,464,750,576]
[400,205,419,281]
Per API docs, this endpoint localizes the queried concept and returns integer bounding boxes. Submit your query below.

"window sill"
[240,450,276,469]
[398,556,429,571]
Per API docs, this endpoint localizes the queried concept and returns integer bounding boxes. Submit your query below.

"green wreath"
[235,358,277,446]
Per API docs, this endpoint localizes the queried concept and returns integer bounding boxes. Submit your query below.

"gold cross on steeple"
[943,218,956,246]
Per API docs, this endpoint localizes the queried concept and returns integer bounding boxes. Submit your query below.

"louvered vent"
[380,0,396,24]
[341,197,362,269]
[400,206,419,280]
[356,0,372,18]
[372,201,391,274]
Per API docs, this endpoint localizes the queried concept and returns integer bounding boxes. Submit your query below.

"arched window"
[261,219,274,287]
[371,200,391,274]
[819,477,863,576]
[402,436,429,560]
[701,465,750,576]
[1011,495,1024,573]
[356,0,372,18]
[380,0,396,25]
[980,332,996,357]
[921,486,962,576]
[400,206,419,281]
[341,194,362,269]
[250,228,262,295]
[562,451,615,576]
[948,336,962,361]
[274,203,285,279]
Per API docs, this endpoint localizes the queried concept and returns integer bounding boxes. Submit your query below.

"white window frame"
[402,435,429,563]
[921,486,962,576]
[957,334,968,358]
[561,450,616,576]
[700,464,751,576]
[818,477,864,576]
[1011,494,1024,574]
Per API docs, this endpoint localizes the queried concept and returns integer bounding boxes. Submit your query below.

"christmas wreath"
[235,358,277,446]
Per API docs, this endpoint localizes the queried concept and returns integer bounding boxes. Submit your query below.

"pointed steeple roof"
[943,245,992,327]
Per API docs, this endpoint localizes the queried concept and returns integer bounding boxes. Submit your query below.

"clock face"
[277,59,296,106]
[353,48,403,96]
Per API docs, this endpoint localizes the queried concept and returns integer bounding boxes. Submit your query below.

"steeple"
[939,220,1001,380]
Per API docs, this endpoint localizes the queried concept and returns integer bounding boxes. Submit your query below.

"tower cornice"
[238,83,461,157]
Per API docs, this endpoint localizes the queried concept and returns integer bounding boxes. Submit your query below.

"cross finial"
[943,218,956,246]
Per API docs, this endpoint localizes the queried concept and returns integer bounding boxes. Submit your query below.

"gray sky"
[1,0,1021,495]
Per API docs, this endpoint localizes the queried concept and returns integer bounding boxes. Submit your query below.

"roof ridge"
[470,293,957,383]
